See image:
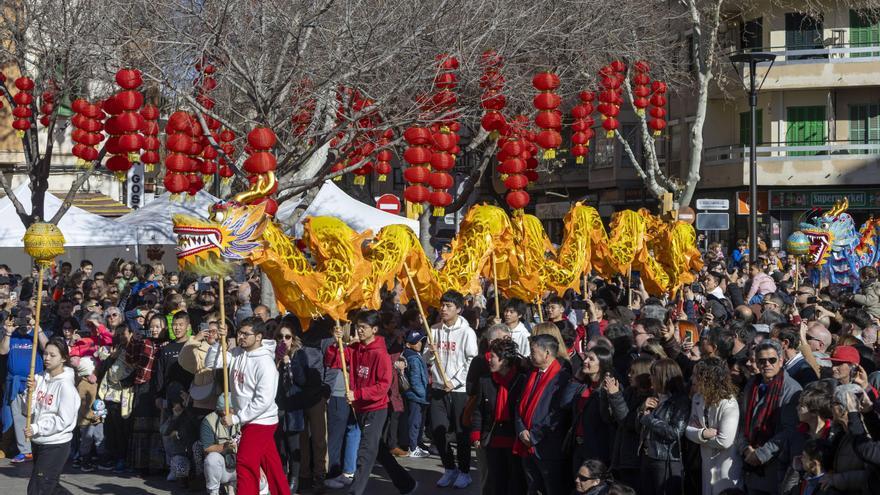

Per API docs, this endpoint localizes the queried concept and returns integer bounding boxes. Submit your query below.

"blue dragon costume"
[800,198,880,289]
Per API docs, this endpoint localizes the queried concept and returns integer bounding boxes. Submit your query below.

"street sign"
[696,198,729,210]
[696,212,730,231]
[677,206,695,224]
[375,194,402,215]
[127,162,144,209]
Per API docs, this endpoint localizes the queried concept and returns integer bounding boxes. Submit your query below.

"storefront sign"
[769,190,880,210]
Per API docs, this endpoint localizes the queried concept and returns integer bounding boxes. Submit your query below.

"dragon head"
[799,198,858,265]
[173,201,269,275]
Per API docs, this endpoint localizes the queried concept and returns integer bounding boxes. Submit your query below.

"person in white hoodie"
[499,298,532,358]
[25,336,81,495]
[425,290,479,489]
[207,317,290,495]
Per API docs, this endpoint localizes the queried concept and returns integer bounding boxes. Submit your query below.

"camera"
[690,282,704,294]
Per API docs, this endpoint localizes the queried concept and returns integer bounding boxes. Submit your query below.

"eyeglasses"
[806,335,821,343]
[238,332,255,338]
[756,357,779,365]
[105,312,120,318]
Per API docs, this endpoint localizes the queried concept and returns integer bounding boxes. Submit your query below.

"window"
[785,13,825,60]
[850,9,880,57]
[621,124,641,168]
[741,18,764,52]
[849,104,880,153]
[591,136,615,169]
[739,109,764,146]
[786,106,826,156]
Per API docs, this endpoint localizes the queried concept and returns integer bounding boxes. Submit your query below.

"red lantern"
[533,71,562,159]
[503,174,529,190]
[404,185,430,204]
[243,152,277,174]
[115,69,143,90]
[602,117,619,138]
[505,190,530,211]
[403,166,430,184]
[248,127,277,149]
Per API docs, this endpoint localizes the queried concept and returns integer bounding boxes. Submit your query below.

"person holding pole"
[325,310,417,495]
[1,306,49,463]
[426,290,479,489]
[206,317,290,495]
[24,337,80,495]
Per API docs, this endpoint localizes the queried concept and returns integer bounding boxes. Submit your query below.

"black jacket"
[514,362,573,461]
[471,369,526,447]
[607,386,652,470]
[638,392,690,462]
[564,379,614,464]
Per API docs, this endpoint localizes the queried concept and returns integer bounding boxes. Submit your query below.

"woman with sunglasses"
[573,459,612,495]
[274,322,307,494]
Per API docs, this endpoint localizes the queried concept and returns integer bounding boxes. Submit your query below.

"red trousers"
[237,423,290,495]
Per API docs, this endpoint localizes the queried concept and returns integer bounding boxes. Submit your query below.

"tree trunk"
[679,71,711,208]
[419,210,434,261]
[259,269,279,316]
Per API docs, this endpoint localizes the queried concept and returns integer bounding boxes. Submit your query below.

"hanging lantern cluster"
[103,68,145,179]
[479,50,506,138]
[532,71,562,159]
[163,111,197,197]
[597,62,625,138]
[349,96,378,186]
[70,99,104,167]
[195,61,222,185]
[184,114,207,196]
[506,115,539,186]
[12,77,34,137]
[38,86,56,127]
[140,104,160,173]
[649,81,668,137]
[402,126,432,217]
[632,61,651,116]
[291,79,315,142]
[243,126,279,215]
[570,91,595,165]
[217,128,236,184]
[374,129,394,182]
[497,120,531,213]
[427,54,460,216]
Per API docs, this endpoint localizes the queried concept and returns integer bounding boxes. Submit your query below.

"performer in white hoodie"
[425,290,479,489]
[207,317,290,495]
[25,336,81,495]
[499,298,532,357]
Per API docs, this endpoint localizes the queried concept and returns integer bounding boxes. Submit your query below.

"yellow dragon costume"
[172,178,702,322]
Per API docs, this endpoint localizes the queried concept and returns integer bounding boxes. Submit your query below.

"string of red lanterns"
[570,91,595,165]
[532,71,562,159]
[12,77,34,137]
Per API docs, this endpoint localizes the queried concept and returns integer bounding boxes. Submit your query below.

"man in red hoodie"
[325,310,417,495]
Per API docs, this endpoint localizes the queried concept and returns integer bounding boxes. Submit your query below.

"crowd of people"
[2,237,880,495]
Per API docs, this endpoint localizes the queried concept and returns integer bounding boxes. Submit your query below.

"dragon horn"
[233,171,276,205]
[828,198,848,217]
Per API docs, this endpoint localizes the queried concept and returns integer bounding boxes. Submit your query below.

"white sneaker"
[324,473,354,489]
[453,472,472,489]
[437,468,460,488]
[408,447,430,458]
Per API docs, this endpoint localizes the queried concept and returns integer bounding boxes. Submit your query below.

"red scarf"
[575,381,598,437]
[514,359,561,456]
[491,367,517,423]
[744,373,784,447]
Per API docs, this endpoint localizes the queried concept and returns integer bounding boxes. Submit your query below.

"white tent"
[0,183,140,272]
[281,181,419,237]
[117,190,219,245]
[0,183,138,247]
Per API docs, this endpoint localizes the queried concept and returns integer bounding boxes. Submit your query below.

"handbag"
[397,368,411,394]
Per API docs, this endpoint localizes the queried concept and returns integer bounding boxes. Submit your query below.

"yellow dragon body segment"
[173,201,702,322]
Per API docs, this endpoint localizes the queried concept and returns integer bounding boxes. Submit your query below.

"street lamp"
[729,51,776,263]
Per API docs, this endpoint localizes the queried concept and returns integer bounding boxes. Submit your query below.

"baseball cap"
[829,345,860,366]
[405,330,426,345]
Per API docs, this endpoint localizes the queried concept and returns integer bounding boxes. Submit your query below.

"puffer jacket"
[853,279,880,319]
[638,392,691,461]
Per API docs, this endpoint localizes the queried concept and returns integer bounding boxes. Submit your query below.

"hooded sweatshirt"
[509,321,532,358]
[324,335,391,413]
[425,315,479,392]
[30,366,81,445]
[206,339,278,426]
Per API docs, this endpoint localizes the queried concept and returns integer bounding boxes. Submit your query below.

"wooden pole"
[536,298,543,323]
[25,266,45,429]
[218,277,230,417]
[403,263,452,389]
[335,319,351,398]
[492,253,500,320]
[627,267,633,306]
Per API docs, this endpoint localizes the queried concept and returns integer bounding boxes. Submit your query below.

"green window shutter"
[849,104,880,153]
[740,109,763,146]
[787,106,826,156]
[850,9,880,57]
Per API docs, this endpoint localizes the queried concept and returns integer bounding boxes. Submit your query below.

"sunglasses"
[280,334,293,340]
[756,357,779,365]
[576,475,599,482]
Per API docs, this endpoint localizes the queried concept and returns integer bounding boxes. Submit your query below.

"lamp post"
[729,51,776,263]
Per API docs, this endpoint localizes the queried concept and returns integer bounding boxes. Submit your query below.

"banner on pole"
[127,162,144,209]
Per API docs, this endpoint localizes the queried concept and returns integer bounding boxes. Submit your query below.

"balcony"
[701,140,880,187]
[737,42,880,90]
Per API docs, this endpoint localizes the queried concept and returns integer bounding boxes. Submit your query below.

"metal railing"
[737,41,880,64]
[704,139,880,165]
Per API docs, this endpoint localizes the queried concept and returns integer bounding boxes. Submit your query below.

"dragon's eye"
[210,209,227,223]
[821,222,829,230]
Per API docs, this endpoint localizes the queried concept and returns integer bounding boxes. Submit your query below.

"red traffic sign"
[375,194,402,215]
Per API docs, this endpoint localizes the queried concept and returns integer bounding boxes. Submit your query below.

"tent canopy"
[117,190,219,245]
[0,183,138,247]
[281,181,419,237]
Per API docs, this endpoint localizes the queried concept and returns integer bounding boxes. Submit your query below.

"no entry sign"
[375,194,402,215]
